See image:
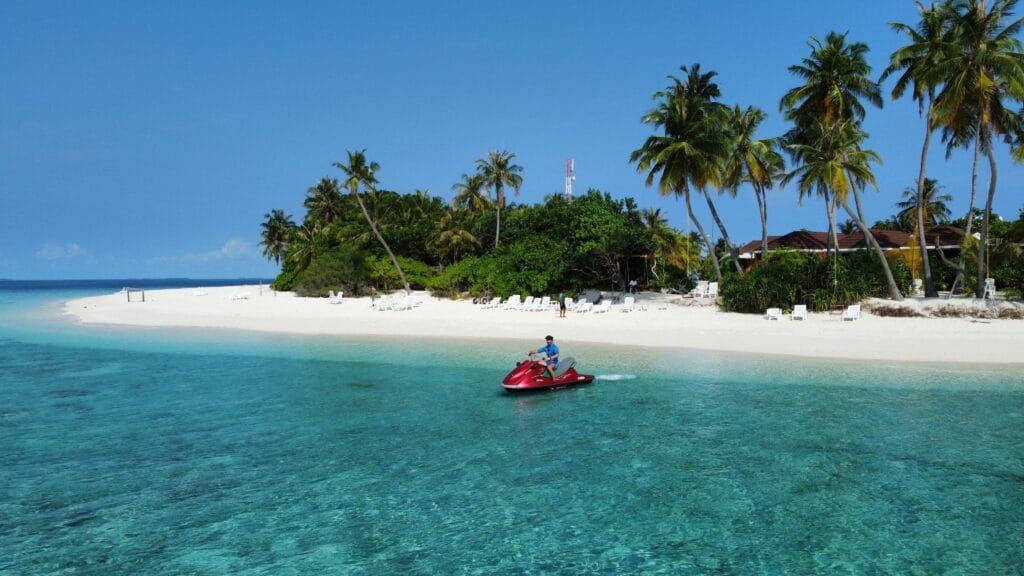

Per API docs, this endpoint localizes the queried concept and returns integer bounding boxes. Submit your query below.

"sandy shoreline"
[60,285,1024,365]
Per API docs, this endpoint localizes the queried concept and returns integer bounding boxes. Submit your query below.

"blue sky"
[2,1,1022,279]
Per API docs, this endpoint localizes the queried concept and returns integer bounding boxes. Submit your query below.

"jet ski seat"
[553,357,576,378]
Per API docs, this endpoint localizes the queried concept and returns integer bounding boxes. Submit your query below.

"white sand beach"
[63,285,1024,365]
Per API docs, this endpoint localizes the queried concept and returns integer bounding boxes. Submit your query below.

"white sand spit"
[64,286,1024,365]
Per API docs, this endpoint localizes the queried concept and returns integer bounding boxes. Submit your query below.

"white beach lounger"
[532,296,550,311]
[620,296,635,312]
[842,304,861,321]
[518,296,535,311]
[328,290,344,304]
[691,281,709,298]
[791,304,807,320]
[573,298,587,312]
[230,292,250,300]
[706,282,719,299]
[593,301,611,313]
[503,295,521,310]
[765,307,782,320]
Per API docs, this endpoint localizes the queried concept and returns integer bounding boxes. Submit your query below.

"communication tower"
[565,159,575,202]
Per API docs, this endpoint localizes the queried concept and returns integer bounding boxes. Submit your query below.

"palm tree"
[303,177,344,226]
[432,208,481,264]
[641,209,705,282]
[896,177,954,230]
[404,189,435,221]
[932,0,1024,297]
[642,208,676,280]
[881,0,957,297]
[781,32,884,256]
[630,64,732,283]
[722,105,785,258]
[259,209,295,265]
[333,150,411,293]
[287,221,320,271]
[451,172,492,216]
[476,150,524,248]
[784,120,904,300]
[839,219,859,235]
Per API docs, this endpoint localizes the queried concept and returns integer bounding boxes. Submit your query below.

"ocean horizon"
[2,280,1022,574]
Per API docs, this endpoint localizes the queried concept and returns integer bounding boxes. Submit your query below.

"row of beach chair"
[374,293,422,311]
[481,295,649,314]
[764,304,860,321]
[481,295,555,312]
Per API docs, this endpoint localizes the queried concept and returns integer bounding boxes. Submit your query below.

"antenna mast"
[565,159,575,202]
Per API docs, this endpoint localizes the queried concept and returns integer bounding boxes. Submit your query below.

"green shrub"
[427,256,491,297]
[292,247,369,297]
[366,256,434,292]
[271,266,300,292]
[720,249,912,313]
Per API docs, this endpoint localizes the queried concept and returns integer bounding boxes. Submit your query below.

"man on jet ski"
[527,335,559,379]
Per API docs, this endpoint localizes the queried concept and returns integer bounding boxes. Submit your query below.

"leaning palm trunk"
[843,192,904,301]
[976,147,998,298]
[755,186,769,258]
[494,184,504,249]
[353,191,410,293]
[823,190,838,259]
[703,190,742,273]
[952,130,982,294]
[684,188,721,282]
[915,98,938,297]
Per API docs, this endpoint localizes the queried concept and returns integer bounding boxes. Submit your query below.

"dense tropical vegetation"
[260,0,1024,309]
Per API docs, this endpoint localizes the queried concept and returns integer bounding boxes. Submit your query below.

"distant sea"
[1,280,1022,574]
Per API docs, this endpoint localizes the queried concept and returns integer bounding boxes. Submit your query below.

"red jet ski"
[501,355,594,392]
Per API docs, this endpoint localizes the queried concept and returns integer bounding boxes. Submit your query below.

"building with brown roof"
[737,226,965,268]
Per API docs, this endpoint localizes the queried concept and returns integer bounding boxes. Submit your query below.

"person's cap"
[545,335,553,341]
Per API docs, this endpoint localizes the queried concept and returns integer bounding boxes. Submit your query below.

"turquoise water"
[2,284,1023,574]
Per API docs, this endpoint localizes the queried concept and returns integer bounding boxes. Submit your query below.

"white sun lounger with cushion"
[328,291,344,304]
[842,304,861,321]
[518,296,535,311]
[691,281,708,298]
[532,296,551,311]
[706,282,719,299]
[765,307,782,320]
[791,304,807,320]
[503,295,521,310]
[593,300,611,313]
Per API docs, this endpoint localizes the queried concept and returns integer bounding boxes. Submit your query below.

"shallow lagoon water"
[2,284,1023,574]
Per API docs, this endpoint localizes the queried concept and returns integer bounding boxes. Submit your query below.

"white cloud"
[36,242,87,261]
[146,238,257,264]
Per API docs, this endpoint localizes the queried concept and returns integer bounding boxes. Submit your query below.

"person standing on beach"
[558,292,566,318]
[528,335,559,379]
